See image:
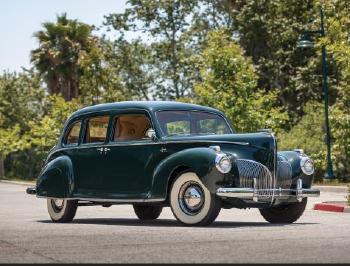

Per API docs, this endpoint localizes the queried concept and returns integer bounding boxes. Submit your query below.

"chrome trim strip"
[162,140,250,146]
[37,196,165,203]
[50,140,251,154]
[216,187,320,200]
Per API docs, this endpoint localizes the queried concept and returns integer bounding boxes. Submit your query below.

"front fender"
[36,155,75,198]
[151,147,226,198]
[278,151,314,188]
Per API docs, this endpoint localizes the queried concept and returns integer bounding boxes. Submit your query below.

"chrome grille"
[236,159,276,201]
[276,161,292,189]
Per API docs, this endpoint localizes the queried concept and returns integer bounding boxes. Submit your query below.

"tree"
[78,38,127,105]
[193,30,288,133]
[31,13,101,101]
[211,0,336,125]
[105,0,201,99]
[0,71,45,179]
[26,95,81,156]
[98,38,156,101]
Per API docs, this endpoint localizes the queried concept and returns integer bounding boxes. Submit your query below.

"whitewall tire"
[47,199,78,223]
[170,172,221,226]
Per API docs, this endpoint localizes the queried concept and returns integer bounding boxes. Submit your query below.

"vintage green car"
[26,101,320,225]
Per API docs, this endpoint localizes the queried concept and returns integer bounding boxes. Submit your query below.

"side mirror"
[145,128,158,142]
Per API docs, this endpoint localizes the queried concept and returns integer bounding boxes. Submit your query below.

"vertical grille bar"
[236,159,276,202]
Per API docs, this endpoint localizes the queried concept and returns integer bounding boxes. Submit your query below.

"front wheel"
[169,172,221,226]
[259,198,307,223]
[47,199,78,223]
[133,205,163,220]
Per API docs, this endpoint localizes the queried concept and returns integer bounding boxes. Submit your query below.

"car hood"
[162,132,277,173]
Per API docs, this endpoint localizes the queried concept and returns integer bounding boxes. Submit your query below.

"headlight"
[215,154,232,174]
[300,157,314,175]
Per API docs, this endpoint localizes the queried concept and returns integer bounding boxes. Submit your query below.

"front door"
[102,112,163,199]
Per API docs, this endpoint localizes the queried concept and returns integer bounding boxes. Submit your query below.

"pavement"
[0,181,349,263]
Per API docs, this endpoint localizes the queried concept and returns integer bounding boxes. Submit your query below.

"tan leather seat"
[114,115,150,141]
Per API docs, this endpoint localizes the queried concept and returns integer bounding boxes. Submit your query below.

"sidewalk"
[0,179,35,186]
[313,185,349,213]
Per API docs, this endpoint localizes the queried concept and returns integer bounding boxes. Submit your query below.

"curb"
[0,179,35,186]
[313,185,348,193]
[314,202,350,213]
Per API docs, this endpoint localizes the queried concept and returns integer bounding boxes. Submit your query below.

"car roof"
[70,101,224,119]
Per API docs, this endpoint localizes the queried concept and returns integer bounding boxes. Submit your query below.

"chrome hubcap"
[51,199,64,213]
[179,182,204,215]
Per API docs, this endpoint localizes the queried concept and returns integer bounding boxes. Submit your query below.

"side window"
[198,119,228,135]
[166,120,190,135]
[113,114,151,142]
[64,121,81,146]
[84,116,109,144]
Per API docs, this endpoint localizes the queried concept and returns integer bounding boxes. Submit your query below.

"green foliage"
[78,39,127,104]
[1,1,350,182]
[329,105,350,181]
[0,125,24,156]
[105,0,202,99]
[100,39,155,101]
[0,71,45,154]
[278,102,326,179]
[223,0,326,123]
[193,30,288,133]
[26,95,81,151]
[279,101,350,181]
[31,13,109,101]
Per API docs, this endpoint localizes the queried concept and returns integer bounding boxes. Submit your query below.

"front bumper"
[216,179,320,202]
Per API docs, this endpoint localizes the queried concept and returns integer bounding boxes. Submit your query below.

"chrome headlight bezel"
[300,157,314,175]
[215,154,232,174]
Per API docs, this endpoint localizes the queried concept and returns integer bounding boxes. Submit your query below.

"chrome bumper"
[216,179,320,202]
[26,187,36,195]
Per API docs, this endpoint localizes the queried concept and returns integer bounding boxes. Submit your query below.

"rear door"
[73,114,112,196]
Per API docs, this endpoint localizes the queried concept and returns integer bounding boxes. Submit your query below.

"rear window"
[64,121,81,145]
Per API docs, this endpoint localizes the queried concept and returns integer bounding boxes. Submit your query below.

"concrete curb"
[313,185,348,193]
[314,202,350,213]
[0,179,35,186]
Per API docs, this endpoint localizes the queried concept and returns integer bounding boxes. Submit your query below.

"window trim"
[81,115,111,146]
[154,109,234,137]
[109,111,154,144]
[62,120,82,147]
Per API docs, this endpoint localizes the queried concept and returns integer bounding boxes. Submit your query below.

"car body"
[27,101,320,225]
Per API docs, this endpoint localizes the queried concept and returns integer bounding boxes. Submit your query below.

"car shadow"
[37,218,318,228]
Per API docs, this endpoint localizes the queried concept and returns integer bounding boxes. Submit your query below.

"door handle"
[104,147,110,154]
[96,147,104,154]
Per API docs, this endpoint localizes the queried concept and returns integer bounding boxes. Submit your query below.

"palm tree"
[31,13,95,101]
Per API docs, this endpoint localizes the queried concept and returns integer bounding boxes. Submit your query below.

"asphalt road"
[0,182,349,263]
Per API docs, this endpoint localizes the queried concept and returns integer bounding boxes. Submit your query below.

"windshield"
[156,110,232,137]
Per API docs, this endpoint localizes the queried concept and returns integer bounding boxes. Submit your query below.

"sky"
[0,0,128,72]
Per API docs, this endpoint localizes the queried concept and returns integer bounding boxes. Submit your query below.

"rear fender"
[36,155,75,198]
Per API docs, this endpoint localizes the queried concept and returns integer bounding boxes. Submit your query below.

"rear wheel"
[47,199,78,223]
[259,198,307,223]
[169,172,221,226]
[133,205,163,220]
